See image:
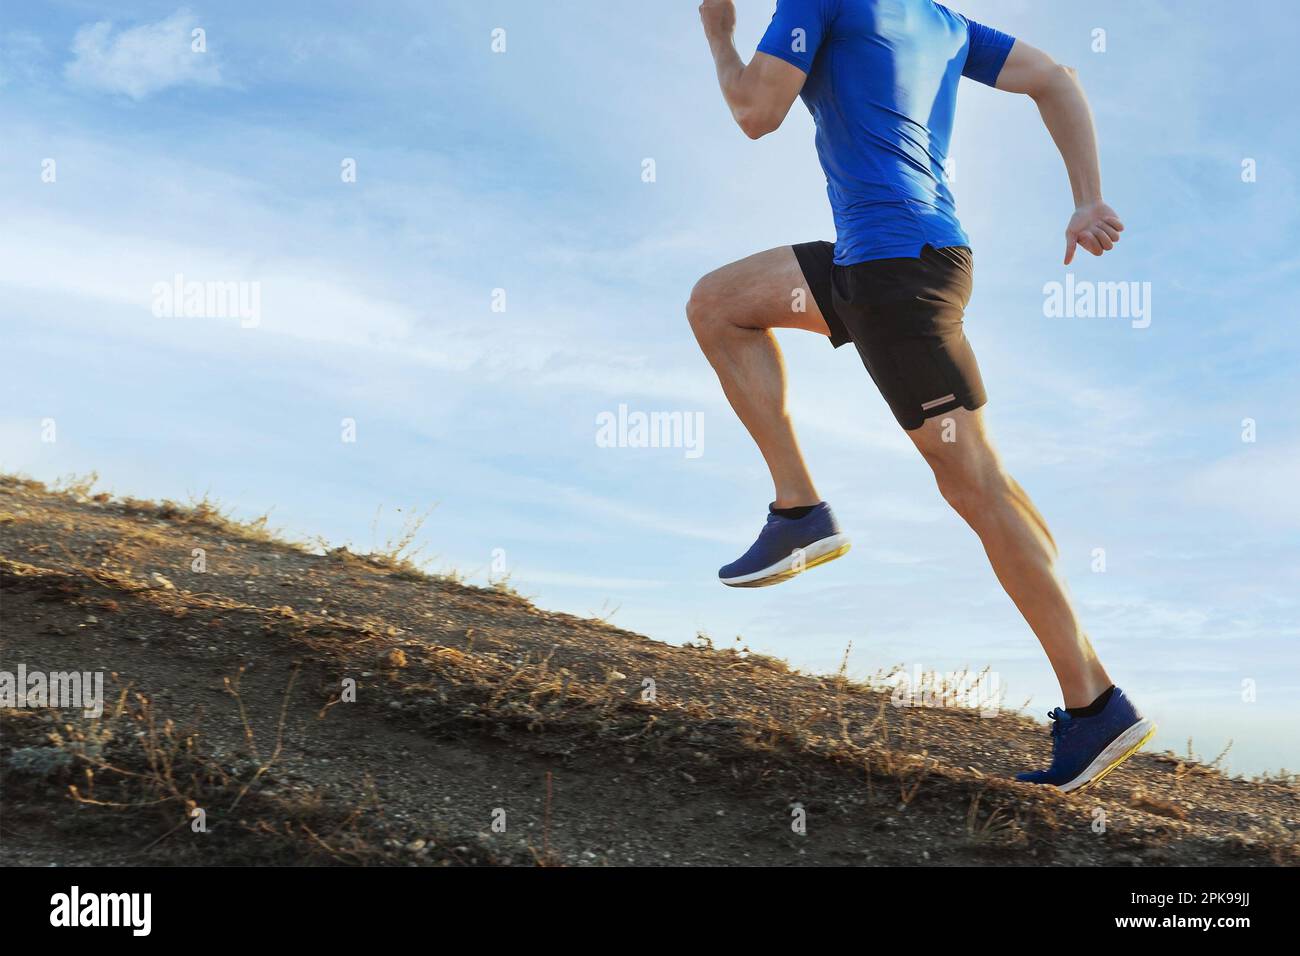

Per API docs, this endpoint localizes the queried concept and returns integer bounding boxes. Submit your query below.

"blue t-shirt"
[756,0,1016,265]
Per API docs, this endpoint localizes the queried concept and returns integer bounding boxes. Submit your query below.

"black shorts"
[793,241,987,430]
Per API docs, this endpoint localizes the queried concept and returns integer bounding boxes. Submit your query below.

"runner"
[690,0,1153,791]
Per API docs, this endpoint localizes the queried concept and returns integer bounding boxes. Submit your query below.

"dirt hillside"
[1,474,1295,866]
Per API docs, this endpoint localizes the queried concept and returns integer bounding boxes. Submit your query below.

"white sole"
[1057,718,1157,793]
[719,533,851,588]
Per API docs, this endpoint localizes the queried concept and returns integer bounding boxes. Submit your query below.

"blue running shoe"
[1016,687,1156,793]
[719,502,850,588]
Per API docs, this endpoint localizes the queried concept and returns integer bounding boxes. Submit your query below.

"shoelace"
[737,514,791,558]
[753,509,817,552]
[1043,708,1076,766]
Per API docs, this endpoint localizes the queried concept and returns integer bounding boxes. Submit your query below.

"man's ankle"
[1065,685,1115,718]
[773,493,821,510]
[770,502,820,520]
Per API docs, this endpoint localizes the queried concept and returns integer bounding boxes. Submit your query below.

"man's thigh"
[693,245,833,337]
[834,244,986,430]
[906,406,1001,478]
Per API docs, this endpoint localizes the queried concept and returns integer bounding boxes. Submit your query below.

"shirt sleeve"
[961,18,1017,87]
[755,0,833,74]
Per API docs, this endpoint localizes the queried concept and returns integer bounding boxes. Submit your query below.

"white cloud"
[65,9,223,99]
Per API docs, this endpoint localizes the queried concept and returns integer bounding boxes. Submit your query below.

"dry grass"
[3,471,1295,867]
[0,681,514,866]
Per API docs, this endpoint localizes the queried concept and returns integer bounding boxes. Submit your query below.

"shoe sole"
[719,534,851,588]
[1058,718,1157,794]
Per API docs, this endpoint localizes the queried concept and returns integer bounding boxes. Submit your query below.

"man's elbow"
[1054,63,1080,86]
[1029,62,1080,100]
[735,107,780,140]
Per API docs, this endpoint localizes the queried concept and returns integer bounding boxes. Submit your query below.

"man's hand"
[997,43,1122,265]
[699,0,736,41]
[1064,200,1124,265]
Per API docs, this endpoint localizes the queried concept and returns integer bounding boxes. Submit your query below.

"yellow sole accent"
[1073,724,1158,794]
[727,542,852,588]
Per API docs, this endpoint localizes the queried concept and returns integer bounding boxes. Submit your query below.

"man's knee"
[686,270,732,341]
[929,449,1009,523]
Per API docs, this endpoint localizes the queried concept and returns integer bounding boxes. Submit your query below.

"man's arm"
[996,41,1124,265]
[699,0,807,140]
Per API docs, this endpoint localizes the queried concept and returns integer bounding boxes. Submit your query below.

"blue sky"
[2,1,1297,776]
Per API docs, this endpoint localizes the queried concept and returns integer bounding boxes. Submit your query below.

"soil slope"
[1,475,1295,867]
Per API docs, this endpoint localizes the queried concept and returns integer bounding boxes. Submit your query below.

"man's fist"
[1065,200,1124,265]
[699,0,737,39]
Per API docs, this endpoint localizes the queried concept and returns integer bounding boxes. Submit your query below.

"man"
[690,0,1153,791]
